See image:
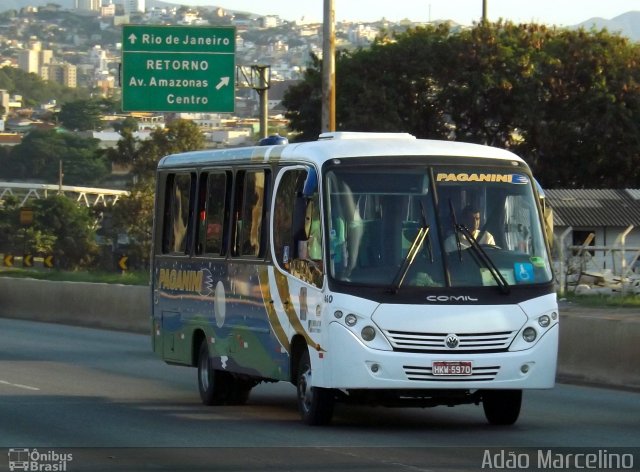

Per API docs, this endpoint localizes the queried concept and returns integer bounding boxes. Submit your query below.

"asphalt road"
[0,318,638,471]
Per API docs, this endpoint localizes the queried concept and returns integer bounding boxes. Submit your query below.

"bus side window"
[162,172,194,255]
[233,169,269,257]
[196,171,231,256]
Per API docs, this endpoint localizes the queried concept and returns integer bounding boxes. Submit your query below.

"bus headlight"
[345,313,358,327]
[538,314,551,328]
[361,326,376,342]
[523,327,537,343]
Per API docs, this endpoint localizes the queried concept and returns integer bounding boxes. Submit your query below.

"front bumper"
[320,321,558,390]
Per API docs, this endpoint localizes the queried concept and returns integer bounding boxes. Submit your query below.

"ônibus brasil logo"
[8,448,73,471]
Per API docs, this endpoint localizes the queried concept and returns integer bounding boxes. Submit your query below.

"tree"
[109,179,155,268]
[0,195,98,270]
[0,196,21,254]
[113,116,139,134]
[31,196,99,270]
[512,27,640,187]
[282,54,323,142]
[58,99,104,131]
[106,128,139,168]
[133,119,205,181]
[106,119,206,267]
[283,22,640,188]
[165,118,206,152]
[1,129,109,185]
[0,68,14,92]
[0,66,88,108]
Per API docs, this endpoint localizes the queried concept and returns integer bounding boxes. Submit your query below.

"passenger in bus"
[305,198,323,262]
[328,182,363,280]
[444,205,495,252]
[172,185,188,252]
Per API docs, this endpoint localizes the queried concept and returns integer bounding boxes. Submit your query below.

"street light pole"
[322,0,336,132]
[482,0,488,22]
[252,65,270,140]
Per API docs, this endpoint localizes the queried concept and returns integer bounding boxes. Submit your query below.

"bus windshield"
[325,163,553,289]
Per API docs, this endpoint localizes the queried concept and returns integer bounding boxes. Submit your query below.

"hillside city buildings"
[0,1,421,147]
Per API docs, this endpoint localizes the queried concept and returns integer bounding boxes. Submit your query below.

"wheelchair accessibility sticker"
[514,262,535,283]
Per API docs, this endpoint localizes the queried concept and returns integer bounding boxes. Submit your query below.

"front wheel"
[296,349,335,425]
[482,389,522,425]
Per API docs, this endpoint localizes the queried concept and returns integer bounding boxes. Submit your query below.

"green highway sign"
[122,25,236,112]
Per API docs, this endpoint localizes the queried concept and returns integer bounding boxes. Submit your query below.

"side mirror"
[302,167,318,198]
[535,179,554,250]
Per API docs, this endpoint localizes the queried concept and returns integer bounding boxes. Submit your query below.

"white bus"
[151,132,558,425]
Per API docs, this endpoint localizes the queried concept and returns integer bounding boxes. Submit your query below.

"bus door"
[155,171,196,362]
[271,166,325,354]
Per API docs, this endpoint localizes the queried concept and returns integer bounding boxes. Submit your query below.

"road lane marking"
[0,380,40,391]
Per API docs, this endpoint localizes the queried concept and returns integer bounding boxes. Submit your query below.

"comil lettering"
[426,295,479,302]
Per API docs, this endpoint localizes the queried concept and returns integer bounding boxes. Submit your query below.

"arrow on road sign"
[118,256,128,271]
[43,255,54,268]
[3,254,13,267]
[216,77,230,90]
[23,254,33,267]
[128,33,137,44]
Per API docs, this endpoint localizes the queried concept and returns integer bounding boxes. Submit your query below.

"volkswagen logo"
[445,334,460,349]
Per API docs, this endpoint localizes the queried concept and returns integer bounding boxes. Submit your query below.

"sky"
[182,0,638,26]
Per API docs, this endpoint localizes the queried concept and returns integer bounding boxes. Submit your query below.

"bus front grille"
[403,365,500,381]
[383,330,515,353]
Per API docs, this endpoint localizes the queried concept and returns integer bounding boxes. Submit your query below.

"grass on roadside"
[561,292,640,308]
[0,268,149,286]
[2,268,640,307]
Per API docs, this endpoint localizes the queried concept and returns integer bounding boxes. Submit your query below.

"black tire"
[227,378,253,405]
[482,389,522,425]
[197,341,228,405]
[296,348,335,425]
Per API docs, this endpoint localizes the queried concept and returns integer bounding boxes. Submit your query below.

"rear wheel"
[197,341,228,405]
[227,378,253,405]
[482,389,522,425]
[296,348,335,425]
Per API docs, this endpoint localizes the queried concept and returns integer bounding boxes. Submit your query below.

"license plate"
[432,361,472,376]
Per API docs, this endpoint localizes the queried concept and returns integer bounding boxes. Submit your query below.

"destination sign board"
[122,25,236,112]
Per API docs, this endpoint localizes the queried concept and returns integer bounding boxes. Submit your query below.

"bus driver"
[445,205,495,252]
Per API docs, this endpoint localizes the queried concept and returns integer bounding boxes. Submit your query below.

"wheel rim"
[298,365,313,414]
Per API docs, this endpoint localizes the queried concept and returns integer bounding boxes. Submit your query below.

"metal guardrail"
[0,181,130,207]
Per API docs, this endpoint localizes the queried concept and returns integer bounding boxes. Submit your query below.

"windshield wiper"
[448,200,463,261]
[455,224,511,295]
[420,201,434,264]
[388,224,430,293]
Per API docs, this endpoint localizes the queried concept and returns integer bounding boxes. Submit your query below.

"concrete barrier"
[0,277,150,334]
[557,304,640,390]
[0,277,638,390]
